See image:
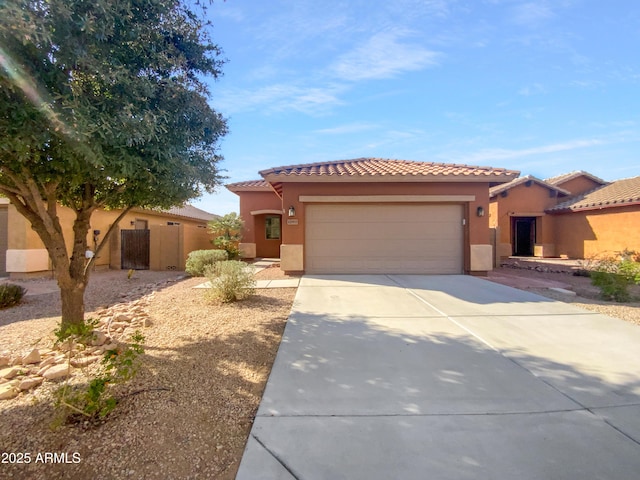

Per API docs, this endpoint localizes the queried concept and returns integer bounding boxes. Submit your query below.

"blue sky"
[192,0,640,215]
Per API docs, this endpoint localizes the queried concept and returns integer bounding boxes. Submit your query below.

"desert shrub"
[0,283,26,309]
[590,270,631,302]
[204,260,256,303]
[185,249,228,277]
[208,213,244,260]
[590,255,640,302]
[53,324,145,426]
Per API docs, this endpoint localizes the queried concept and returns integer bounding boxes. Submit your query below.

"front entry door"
[512,217,536,256]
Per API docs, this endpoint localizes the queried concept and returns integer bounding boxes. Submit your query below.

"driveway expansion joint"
[252,433,301,480]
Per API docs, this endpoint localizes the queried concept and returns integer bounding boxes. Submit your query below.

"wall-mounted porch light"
[476,206,485,217]
[288,205,296,217]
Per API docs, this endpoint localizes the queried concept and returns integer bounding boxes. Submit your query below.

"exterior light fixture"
[476,206,485,217]
[288,206,296,217]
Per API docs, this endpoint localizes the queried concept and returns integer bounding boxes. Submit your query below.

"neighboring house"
[546,175,640,259]
[1,201,218,278]
[545,171,608,197]
[228,158,519,275]
[489,175,573,258]
[490,170,639,261]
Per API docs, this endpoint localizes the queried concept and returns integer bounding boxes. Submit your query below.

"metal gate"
[121,229,150,270]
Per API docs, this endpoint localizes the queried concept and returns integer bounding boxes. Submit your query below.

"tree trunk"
[60,282,86,330]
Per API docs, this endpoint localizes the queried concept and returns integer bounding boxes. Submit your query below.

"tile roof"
[547,176,640,212]
[162,204,219,222]
[545,170,607,186]
[226,179,273,192]
[489,175,571,198]
[259,158,519,181]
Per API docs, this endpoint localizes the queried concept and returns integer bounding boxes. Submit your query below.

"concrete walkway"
[236,275,640,480]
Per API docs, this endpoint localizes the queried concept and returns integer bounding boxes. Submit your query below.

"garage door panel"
[305,204,464,274]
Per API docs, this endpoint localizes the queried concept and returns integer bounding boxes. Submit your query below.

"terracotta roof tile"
[259,158,519,180]
[547,176,640,212]
[545,170,607,186]
[134,204,219,222]
[163,204,219,221]
[489,175,571,198]
[226,179,272,192]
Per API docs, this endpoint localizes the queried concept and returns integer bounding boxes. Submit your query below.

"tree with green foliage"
[209,212,243,259]
[0,0,228,331]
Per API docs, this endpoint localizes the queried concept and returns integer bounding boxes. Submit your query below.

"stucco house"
[228,158,519,275]
[489,171,640,261]
[546,175,640,259]
[0,198,218,278]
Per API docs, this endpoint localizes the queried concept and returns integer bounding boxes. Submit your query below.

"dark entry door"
[121,229,150,270]
[512,217,536,256]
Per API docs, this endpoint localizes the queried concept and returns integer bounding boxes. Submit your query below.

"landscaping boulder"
[22,349,41,365]
[91,331,108,346]
[43,364,71,380]
[18,377,43,391]
[0,366,25,380]
[0,384,18,400]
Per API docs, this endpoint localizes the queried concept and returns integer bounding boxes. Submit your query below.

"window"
[265,216,281,240]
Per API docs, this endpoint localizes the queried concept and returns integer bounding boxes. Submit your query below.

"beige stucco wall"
[7,203,214,275]
[551,205,640,259]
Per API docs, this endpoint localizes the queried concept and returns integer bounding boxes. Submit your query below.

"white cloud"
[330,31,441,82]
[511,2,554,26]
[518,83,547,96]
[314,123,379,135]
[457,139,604,164]
[216,83,347,116]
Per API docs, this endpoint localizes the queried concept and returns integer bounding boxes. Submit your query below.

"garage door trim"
[299,195,475,203]
[305,203,465,275]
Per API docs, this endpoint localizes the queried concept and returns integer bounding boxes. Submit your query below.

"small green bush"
[590,255,640,302]
[185,249,228,277]
[204,260,256,303]
[53,327,145,426]
[590,271,631,302]
[0,283,26,309]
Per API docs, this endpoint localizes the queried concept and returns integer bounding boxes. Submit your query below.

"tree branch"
[84,205,133,276]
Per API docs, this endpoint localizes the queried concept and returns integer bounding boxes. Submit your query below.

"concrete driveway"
[236,275,640,480]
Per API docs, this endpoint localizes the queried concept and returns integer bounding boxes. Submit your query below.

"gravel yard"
[1,268,296,480]
[1,260,638,479]
[490,260,640,326]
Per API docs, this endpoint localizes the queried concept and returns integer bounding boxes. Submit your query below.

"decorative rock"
[18,377,44,391]
[0,366,25,380]
[36,365,52,376]
[115,314,131,323]
[22,349,41,365]
[110,322,130,330]
[0,355,9,368]
[70,356,100,368]
[43,364,71,380]
[0,384,18,400]
[90,331,108,346]
[11,355,23,366]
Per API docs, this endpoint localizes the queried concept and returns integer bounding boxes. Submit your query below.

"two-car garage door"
[305,204,464,274]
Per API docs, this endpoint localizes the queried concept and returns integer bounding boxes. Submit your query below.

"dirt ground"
[487,258,640,325]
[0,267,296,480]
